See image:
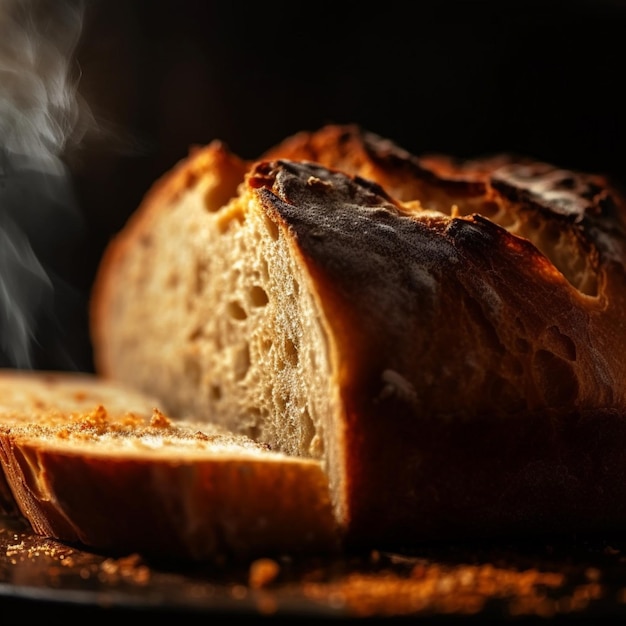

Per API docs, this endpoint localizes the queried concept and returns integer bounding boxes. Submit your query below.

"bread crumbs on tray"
[99,553,151,585]
[248,557,280,588]
[299,560,571,618]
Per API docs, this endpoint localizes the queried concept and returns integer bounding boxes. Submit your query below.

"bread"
[0,369,338,561]
[90,123,626,550]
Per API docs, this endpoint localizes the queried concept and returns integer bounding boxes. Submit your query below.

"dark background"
[3,0,626,372]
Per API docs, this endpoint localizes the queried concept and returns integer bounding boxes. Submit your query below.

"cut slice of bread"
[0,369,339,561]
[90,124,626,551]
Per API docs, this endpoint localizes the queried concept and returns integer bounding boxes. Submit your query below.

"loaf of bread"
[0,369,338,561]
[90,124,626,551]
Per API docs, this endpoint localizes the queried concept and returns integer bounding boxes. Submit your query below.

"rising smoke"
[0,0,91,369]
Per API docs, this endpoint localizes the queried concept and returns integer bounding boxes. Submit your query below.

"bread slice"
[90,124,626,550]
[0,369,338,561]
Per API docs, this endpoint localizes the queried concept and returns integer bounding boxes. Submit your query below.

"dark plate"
[5,514,626,622]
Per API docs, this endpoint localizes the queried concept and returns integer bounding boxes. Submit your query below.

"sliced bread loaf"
[90,124,626,550]
[0,369,338,561]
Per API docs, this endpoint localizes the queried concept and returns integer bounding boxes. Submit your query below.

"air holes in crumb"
[301,407,317,453]
[234,344,251,380]
[260,258,270,281]
[204,185,240,213]
[194,260,209,294]
[204,187,222,212]
[250,285,269,307]
[227,301,247,320]
[217,210,245,234]
[284,337,299,367]
[264,215,279,240]
[188,326,203,342]
[166,271,179,288]
[210,385,222,401]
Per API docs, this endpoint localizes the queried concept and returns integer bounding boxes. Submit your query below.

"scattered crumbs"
[98,553,151,585]
[78,405,109,430]
[149,408,172,429]
[66,406,150,435]
[60,554,76,568]
[249,558,280,589]
[3,531,84,576]
[5,541,25,557]
[30,540,72,560]
[301,562,568,618]
[194,431,213,442]
[0,516,624,619]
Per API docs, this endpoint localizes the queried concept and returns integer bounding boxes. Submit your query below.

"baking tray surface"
[3,513,626,621]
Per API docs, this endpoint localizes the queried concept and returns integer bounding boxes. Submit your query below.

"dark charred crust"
[444,214,526,257]
[251,159,396,211]
[490,163,612,223]
[360,128,490,198]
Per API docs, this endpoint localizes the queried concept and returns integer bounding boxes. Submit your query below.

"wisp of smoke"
[0,0,90,369]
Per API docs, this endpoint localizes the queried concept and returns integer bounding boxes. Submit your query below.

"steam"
[0,0,90,369]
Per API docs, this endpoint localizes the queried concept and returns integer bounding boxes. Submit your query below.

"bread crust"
[250,157,626,545]
[89,124,626,551]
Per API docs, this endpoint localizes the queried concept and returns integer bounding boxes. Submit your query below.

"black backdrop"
[3,0,626,372]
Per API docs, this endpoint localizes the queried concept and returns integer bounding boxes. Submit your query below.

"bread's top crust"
[247,156,626,416]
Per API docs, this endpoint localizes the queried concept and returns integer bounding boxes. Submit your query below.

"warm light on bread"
[0,369,338,561]
[3,124,624,560]
[89,124,626,551]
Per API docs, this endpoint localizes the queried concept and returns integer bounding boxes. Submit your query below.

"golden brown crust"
[0,436,338,561]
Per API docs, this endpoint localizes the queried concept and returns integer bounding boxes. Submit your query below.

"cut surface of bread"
[0,369,338,561]
[90,124,626,550]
